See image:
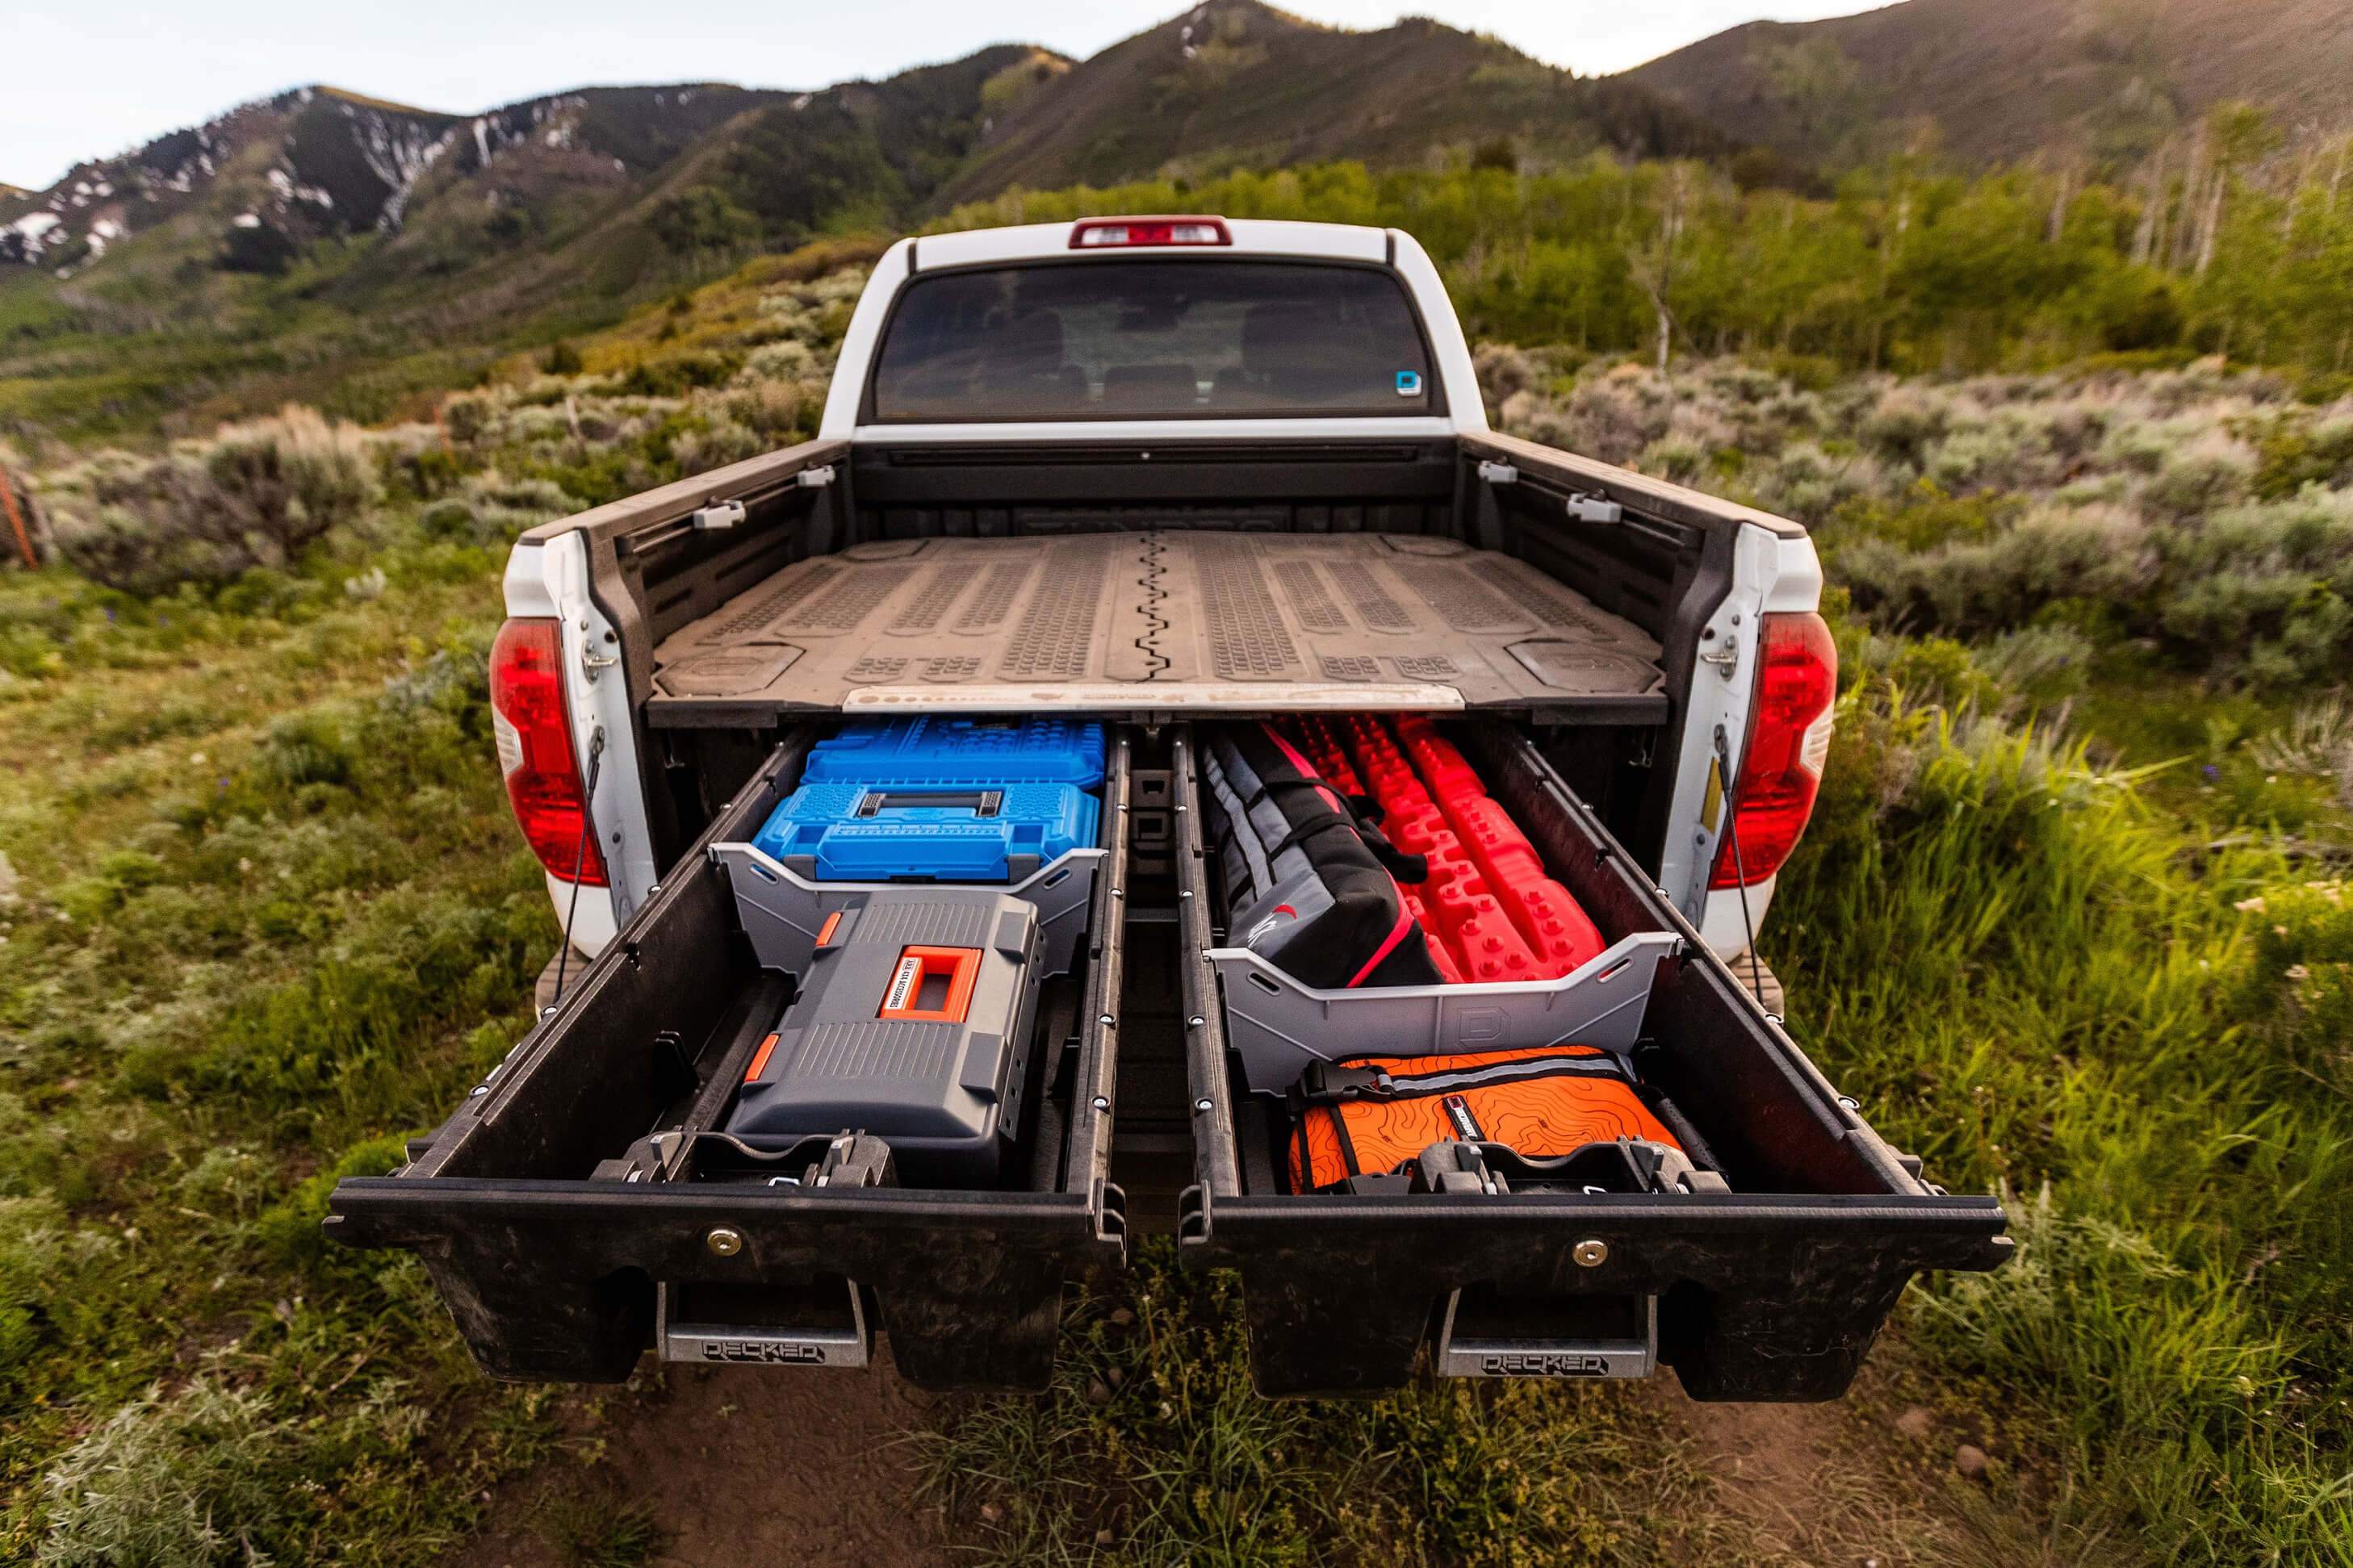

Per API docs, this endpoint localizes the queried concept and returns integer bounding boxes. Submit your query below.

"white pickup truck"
[329,215,2008,1400]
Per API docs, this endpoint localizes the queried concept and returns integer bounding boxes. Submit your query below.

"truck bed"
[646,531,1665,725]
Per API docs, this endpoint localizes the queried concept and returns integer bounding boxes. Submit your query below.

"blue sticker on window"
[1396,370,1423,396]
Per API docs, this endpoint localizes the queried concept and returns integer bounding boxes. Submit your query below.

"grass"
[5,306,2352,1560]
[0,542,566,1561]
[915,1250,1760,1566]
[1768,669,2353,1562]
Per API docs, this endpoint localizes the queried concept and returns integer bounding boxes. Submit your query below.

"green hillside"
[1631,0,2353,169]
[0,2,1740,445]
[934,1,1728,204]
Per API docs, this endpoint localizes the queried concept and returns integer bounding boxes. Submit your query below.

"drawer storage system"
[327,725,1132,1391]
[1169,719,2013,1399]
[331,711,2008,1399]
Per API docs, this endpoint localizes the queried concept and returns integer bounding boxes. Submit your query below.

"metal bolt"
[1195,1098,1214,1114]
[647,884,662,897]
[1180,889,1194,899]
[539,1006,558,1020]
[1837,1095,1860,1111]
[1091,1097,1111,1113]
[1112,887,1124,899]
[1099,1014,1116,1027]
[705,1227,744,1257]
[1188,1016,1205,1028]
[1573,1239,1609,1268]
[467,1085,488,1098]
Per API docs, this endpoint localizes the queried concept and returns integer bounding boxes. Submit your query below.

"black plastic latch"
[1412,1139,1510,1196]
[802,1131,897,1190]
[1294,1063,1396,1105]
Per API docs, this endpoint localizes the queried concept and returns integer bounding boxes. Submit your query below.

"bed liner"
[646,531,1666,725]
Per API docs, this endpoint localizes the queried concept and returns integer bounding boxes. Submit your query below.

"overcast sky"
[4,1,1882,191]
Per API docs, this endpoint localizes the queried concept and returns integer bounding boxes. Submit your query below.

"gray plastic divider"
[1208,930,1681,1095]
[711,842,1106,981]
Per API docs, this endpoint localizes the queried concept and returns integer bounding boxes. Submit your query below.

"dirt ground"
[467,1357,948,1567]
[456,1356,1990,1568]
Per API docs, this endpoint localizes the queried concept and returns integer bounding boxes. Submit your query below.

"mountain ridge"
[1630,0,2353,168]
[0,1,1723,286]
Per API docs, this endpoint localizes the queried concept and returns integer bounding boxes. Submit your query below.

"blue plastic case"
[802,717,1106,789]
[753,780,1098,881]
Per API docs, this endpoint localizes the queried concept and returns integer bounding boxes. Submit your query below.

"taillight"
[489,617,607,886]
[1710,612,1836,890]
[1070,215,1231,249]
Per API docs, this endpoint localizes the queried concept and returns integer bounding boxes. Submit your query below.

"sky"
[2,0,1884,192]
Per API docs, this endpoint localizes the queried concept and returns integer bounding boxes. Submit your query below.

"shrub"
[1922,417,2045,492]
[440,394,492,444]
[2142,429,2255,521]
[670,416,765,477]
[741,337,819,382]
[1859,383,1958,466]
[1552,370,1676,464]
[48,407,379,596]
[1843,502,2152,638]
[2152,487,2353,681]
[416,471,574,547]
[1976,623,2097,706]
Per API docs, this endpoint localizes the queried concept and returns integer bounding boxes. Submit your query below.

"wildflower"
[2235,897,2267,913]
[2285,965,2310,983]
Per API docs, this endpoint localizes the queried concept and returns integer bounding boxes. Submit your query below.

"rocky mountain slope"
[0,82,791,276]
[1630,0,2353,168]
[937,2,1727,204]
[1,1,1715,289]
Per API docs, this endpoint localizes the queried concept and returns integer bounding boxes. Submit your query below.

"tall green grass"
[1773,667,2353,1562]
[0,558,564,1562]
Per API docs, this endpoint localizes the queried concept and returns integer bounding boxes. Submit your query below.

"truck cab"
[331,216,2007,1399]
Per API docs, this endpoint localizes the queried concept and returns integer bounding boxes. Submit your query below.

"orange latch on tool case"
[877,946,982,1022]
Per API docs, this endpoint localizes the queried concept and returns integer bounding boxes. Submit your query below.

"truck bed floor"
[647,531,1664,724]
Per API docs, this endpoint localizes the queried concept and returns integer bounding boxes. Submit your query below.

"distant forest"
[940,105,2353,385]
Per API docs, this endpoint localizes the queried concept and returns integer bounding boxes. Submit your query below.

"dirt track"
[456,1352,1987,1567]
[467,1362,947,1566]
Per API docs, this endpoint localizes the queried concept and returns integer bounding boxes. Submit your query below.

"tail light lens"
[489,617,607,886]
[1710,612,1836,890]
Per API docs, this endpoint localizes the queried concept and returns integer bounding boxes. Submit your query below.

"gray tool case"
[725,888,1044,1186]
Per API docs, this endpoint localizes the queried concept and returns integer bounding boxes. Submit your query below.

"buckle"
[1296,1063,1396,1104]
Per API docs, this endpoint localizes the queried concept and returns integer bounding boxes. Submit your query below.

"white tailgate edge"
[504,537,655,957]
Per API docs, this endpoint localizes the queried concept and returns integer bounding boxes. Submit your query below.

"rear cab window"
[868,259,1439,422]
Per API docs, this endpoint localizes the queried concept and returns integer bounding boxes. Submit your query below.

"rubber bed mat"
[647,533,1665,723]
